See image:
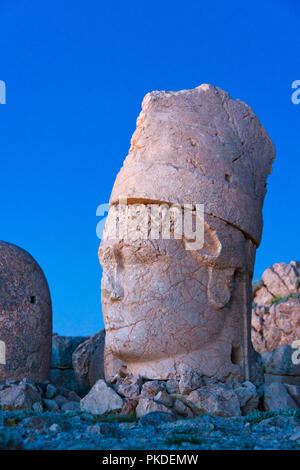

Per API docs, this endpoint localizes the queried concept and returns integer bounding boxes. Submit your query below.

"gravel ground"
[1,409,300,450]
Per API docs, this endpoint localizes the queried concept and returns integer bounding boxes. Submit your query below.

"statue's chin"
[105,329,139,362]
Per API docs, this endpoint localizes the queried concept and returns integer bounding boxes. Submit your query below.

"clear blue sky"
[0,1,299,336]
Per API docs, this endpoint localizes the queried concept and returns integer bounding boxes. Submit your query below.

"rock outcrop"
[263,382,299,411]
[262,344,300,386]
[50,334,87,396]
[72,330,106,394]
[252,261,300,353]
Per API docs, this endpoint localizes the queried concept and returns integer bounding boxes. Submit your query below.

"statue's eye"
[101,248,114,264]
[121,244,161,264]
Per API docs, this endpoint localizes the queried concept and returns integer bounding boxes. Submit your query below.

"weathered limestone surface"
[52,334,87,369]
[80,379,123,415]
[0,241,52,382]
[100,85,275,382]
[0,378,42,411]
[72,330,106,392]
[252,261,300,353]
[263,382,298,411]
[262,345,300,377]
[187,383,242,417]
[50,333,87,396]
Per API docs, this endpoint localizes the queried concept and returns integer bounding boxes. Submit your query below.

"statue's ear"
[185,220,236,309]
[208,267,235,309]
[184,218,221,260]
[201,220,222,259]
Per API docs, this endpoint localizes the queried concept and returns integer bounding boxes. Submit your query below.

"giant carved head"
[99,85,275,381]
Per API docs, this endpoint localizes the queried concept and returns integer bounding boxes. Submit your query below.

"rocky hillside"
[252,261,300,353]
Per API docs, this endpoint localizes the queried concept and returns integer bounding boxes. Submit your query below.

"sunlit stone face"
[99,207,256,381]
[99,84,275,381]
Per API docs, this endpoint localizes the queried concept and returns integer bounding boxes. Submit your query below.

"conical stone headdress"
[109,84,275,246]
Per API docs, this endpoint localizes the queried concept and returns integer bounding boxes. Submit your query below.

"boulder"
[140,380,166,398]
[45,383,57,399]
[51,334,88,395]
[80,379,123,415]
[166,379,179,394]
[262,345,300,377]
[52,334,87,369]
[50,368,81,395]
[263,382,298,411]
[253,286,273,306]
[285,384,300,407]
[173,398,193,417]
[135,397,173,418]
[120,398,138,416]
[264,373,300,387]
[0,378,41,411]
[187,383,241,417]
[43,398,59,411]
[61,401,80,412]
[54,394,68,408]
[154,390,174,408]
[116,383,140,399]
[262,262,300,299]
[113,374,142,399]
[252,299,300,353]
[233,381,259,415]
[178,369,203,395]
[72,330,106,393]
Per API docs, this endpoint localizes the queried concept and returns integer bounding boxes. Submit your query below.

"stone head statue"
[99,85,275,382]
[0,241,52,382]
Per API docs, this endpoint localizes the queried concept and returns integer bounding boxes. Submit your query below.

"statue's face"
[99,205,254,379]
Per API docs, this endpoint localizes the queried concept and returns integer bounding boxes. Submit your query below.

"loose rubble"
[0,358,299,449]
[0,257,298,450]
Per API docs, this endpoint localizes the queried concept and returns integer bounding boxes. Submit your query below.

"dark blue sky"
[0,1,299,336]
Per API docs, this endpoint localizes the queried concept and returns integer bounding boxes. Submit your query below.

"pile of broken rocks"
[0,341,300,450]
[0,370,300,451]
[81,370,261,419]
[0,378,81,413]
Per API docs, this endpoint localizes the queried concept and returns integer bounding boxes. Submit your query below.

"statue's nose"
[110,287,123,301]
[102,271,124,301]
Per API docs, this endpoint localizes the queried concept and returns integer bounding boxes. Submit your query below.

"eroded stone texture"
[100,84,275,382]
[251,261,300,353]
[252,300,300,353]
[80,379,124,415]
[187,383,242,417]
[263,382,298,411]
[72,330,105,391]
[0,241,52,382]
[253,261,300,308]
